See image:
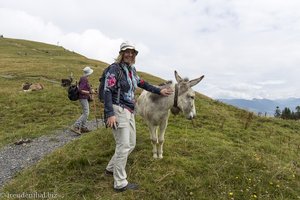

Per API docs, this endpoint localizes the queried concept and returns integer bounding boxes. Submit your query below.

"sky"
[1,0,300,100]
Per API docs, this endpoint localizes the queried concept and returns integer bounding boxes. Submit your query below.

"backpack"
[68,82,79,101]
[98,64,123,103]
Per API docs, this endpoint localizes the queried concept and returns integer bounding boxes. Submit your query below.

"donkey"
[136,71,204,158]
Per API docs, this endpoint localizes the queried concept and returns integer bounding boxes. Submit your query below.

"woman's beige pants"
[106,105,136,189]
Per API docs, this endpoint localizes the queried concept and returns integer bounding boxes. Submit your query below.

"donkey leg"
[148,125,158,158]
[157,120,168,159]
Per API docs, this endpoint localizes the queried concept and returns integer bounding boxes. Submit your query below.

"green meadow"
[0,38,299,200]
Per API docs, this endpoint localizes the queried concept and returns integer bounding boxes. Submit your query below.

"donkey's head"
[172,71,204,120]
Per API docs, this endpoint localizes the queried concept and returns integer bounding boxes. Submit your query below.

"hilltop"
[0,38,299,200]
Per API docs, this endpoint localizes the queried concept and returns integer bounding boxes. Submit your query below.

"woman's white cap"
[120,41,138,55]
[83,66,93,76]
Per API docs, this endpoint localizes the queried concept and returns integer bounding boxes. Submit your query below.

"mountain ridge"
[218,97,300,115]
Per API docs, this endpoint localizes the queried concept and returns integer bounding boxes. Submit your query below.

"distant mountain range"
[218,98,300,116]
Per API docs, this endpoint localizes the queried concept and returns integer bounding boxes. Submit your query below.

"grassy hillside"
[0,38,164,148]
[0,38,299,200]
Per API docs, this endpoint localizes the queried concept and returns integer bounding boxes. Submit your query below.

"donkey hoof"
[153,154,158,159]
[158,154,163,159]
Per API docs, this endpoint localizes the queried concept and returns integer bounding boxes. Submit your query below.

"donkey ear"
[174,70,183,82]
[189,75,204,87]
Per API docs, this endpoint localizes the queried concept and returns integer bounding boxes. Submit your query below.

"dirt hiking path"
[0,120,100,189]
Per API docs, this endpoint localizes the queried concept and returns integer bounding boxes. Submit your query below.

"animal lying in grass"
[22,82,44,92]
[136,71,204,158]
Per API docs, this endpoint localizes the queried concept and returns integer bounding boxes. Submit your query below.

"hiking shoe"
[70,126,81,135]
[104,169,113,176]
[81,127,91,133]
[114,183,139,192]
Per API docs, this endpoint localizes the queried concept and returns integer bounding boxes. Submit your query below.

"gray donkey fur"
[136,71,204,158]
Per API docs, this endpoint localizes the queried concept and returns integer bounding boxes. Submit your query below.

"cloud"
[60,30,123,64]
[1,0,300,100]
[0,8,125,64]
[0,8,62,42]
[257,80,286,86]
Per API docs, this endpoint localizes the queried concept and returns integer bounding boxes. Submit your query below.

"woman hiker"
[70,66,95,135]
[103,41,173,192]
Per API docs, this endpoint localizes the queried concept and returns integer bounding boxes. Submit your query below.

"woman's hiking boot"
[114,183,139,192]
[81,127,91,133]
[104,169,113,176]
[70,126,81,135]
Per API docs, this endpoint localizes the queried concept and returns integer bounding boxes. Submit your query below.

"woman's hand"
[90,89,96,94]
[106,116,118,129]
[160,87,174,96]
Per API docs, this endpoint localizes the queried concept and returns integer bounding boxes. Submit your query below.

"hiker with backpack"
[102,41,173,192]
[70,66,95,135]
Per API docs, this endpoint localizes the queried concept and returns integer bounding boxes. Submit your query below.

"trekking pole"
[92,93,99,129]
[99,102,106,126]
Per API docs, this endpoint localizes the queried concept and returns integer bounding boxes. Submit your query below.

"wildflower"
[229,192,233,196]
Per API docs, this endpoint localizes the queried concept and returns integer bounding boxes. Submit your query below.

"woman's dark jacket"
[103,62,161,118]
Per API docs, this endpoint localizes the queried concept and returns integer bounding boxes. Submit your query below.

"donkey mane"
[181,77,189,82]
